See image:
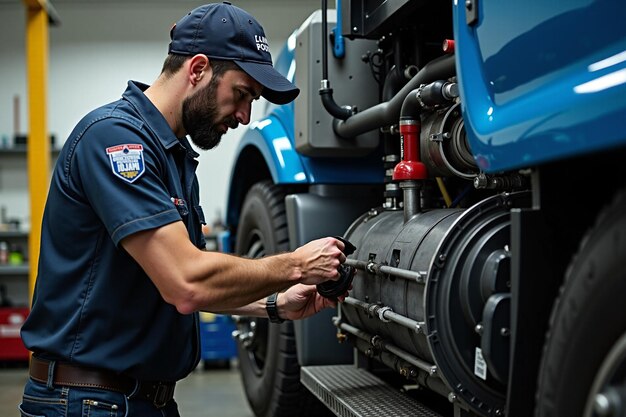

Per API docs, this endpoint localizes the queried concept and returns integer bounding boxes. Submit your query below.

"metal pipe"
[344,258,368,269]
[333,318,370,343]
[378,264,426,283]
[344,259,427,284]
[334,320,436,375]
[400,180,421,223]
[332,54,456,138]
[343,297,425,334]
[382,340,436,376]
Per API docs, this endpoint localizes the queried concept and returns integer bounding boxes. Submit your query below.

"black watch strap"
[266,292,285,323]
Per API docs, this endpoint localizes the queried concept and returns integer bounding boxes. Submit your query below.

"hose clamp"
[378,306,392,322]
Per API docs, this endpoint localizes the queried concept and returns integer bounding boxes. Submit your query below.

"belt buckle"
[153,383,174,408]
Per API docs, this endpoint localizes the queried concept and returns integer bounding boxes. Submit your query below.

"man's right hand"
[292,237,346,285]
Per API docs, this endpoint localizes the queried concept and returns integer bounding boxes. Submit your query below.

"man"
[19,3,347,416]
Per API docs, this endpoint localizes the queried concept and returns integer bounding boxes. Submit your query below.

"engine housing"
[339,192,529,415]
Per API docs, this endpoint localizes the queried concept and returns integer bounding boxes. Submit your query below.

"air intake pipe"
[332,54,456,138]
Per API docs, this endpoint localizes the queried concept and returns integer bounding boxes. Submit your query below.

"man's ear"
[188,54,212,86]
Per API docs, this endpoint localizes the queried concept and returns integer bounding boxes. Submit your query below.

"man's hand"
[292,237,346,285]
[277,284,347,321]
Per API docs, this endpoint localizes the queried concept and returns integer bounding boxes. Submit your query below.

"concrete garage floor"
[0,362,255,417]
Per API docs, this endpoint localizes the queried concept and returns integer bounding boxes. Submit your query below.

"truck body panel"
[224,2,626,416]
[456,0,626,171]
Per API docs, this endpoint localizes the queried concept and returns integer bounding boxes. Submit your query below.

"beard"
[182,76,239,150]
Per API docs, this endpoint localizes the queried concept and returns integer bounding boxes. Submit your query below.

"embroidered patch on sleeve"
[106,144,146,183]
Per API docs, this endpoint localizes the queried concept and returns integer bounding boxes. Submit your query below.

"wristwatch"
[266,292,285,323]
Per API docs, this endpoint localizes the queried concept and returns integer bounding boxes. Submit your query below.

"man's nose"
[235,101,252,125]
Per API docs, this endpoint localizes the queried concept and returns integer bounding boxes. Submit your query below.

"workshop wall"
[0,0,320,231]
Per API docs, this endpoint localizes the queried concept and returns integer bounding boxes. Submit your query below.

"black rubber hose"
[400,89,421,120]
[320,0,353,120]
[333,53,456,138]
[322,0,329,81]
[382,65,406,102]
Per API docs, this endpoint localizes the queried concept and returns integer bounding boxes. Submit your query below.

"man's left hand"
[278,284,347,321]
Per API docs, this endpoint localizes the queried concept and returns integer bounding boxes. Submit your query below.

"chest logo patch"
[106,144,145,183]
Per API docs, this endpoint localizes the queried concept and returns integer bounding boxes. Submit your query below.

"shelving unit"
[0,265,29,276]
[0,146,58,307]
[0,230,29,307]
[0,144,59,156]
[0,0,60,363]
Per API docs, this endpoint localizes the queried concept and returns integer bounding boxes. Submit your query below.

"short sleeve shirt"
[21,81,206,381]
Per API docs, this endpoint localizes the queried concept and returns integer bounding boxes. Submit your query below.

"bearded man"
[20,3,347,416]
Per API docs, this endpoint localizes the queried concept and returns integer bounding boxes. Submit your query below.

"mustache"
[223,117,239,130]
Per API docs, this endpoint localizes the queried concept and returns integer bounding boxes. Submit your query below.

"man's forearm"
[122,221,341,314]
[184,251,299,313]
[210,297,266,317]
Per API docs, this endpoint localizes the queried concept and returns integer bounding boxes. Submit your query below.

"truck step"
[301,365,443,417]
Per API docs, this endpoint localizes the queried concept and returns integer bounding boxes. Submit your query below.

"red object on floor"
[0,307,30,360]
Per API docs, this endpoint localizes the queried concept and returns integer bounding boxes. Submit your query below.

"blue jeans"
[19,378,181,417]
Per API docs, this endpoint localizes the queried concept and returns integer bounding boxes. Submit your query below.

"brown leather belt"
[29,356,176,408]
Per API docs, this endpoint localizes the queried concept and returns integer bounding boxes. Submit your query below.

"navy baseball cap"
[168,2,299,105]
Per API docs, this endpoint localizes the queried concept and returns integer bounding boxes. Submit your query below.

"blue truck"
[225,1,626,416]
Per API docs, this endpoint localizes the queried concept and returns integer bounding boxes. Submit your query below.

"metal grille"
[301,365,443,417]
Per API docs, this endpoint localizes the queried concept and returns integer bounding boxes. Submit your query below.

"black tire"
[234,181,332,417]
[535,189,626,417]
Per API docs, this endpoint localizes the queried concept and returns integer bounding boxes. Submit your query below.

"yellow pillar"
[23,0,57,303]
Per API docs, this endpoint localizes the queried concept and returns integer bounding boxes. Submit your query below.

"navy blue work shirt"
[21,81,206,382]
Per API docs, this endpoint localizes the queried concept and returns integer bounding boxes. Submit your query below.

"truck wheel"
[234,181,330,417]
[535,189,626,417]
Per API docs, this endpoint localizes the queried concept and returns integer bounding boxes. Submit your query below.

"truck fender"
[225,114,308,229]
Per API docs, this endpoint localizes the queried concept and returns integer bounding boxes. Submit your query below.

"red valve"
[393,120,427,181]
[443,39,455,53]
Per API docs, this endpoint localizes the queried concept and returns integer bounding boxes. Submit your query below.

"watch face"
[266,293,284,323]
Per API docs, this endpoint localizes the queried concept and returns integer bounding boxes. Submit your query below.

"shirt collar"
[122,81,199,158]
